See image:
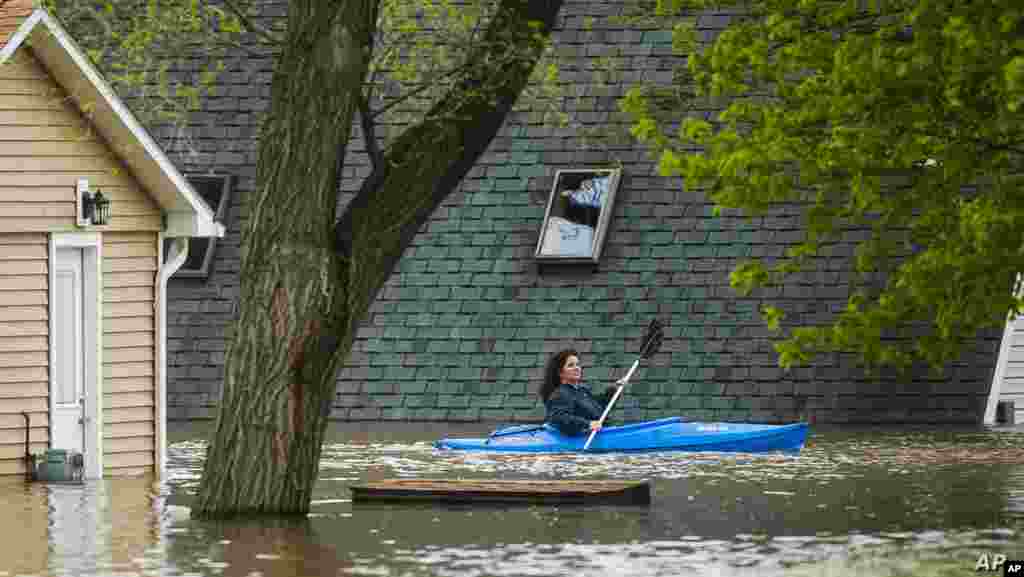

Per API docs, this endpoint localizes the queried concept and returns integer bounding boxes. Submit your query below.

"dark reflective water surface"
[4,422,1024,576]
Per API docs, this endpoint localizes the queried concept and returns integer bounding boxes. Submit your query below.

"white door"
[52,247,84,453]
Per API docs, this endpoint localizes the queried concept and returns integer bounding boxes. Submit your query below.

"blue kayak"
[434,417,809,454]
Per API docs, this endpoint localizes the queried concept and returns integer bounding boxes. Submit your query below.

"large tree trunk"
[193,0,377,518]
[194,0,563,518]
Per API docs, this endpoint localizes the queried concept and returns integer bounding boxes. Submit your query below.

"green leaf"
[621,0,1024,371]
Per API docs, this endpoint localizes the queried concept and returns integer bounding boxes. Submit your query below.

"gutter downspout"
[157,236,188,478]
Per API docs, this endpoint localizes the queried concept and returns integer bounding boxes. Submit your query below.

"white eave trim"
[166,210,225,238]
[0,7,42,63]
[2,8,222,238]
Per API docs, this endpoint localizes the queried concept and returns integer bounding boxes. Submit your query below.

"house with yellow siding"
[0,0,222,478]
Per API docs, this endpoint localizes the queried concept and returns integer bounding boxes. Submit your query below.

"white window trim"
[49,232,103,479]
[534,168,622,264]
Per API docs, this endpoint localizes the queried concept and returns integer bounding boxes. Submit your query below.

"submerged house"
[0,1,222,478]
[155,0,1008,426]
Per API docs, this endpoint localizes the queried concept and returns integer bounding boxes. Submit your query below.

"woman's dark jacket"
[544,383,616,436]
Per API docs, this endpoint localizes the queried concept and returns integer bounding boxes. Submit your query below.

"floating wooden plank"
[350,478,651,505]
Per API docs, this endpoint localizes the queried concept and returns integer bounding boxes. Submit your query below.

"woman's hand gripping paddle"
[583,318,665,451]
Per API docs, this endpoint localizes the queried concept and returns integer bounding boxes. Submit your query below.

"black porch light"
[82,188,111,226]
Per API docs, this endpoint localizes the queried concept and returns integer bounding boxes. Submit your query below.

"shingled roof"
[0,0,33,48]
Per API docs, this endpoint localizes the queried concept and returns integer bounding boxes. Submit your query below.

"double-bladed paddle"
[583,318,665,451]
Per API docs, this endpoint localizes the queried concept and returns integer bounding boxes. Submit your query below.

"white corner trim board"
[986,274,1024,425]
[986,316,1014,425]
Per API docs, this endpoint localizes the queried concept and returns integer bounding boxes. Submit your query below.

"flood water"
[3,422,1024,577]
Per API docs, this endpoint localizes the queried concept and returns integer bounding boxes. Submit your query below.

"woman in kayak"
[540,348,618,436]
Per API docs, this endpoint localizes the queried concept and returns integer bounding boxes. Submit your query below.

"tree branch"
[334,0,565,310]
[369,56,484,119]
[220,0,281,45]
[979,139,1024,156]
[358,96,384,170]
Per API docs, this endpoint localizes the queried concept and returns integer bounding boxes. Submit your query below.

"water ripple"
[4,425,1024,577]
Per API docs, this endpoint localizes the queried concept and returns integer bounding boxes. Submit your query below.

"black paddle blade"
[640,318,664,359]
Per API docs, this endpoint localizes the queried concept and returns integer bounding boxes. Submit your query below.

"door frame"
[49,232,102,479]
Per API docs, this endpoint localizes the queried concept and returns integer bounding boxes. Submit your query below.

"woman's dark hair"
[540,348,578,401]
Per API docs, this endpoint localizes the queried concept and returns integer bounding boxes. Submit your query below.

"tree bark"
[194,0,563,517]
[193,0,377,518]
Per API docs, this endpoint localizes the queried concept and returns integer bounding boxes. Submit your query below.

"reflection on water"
[1,423,1024,576]
[0,477,163,576]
